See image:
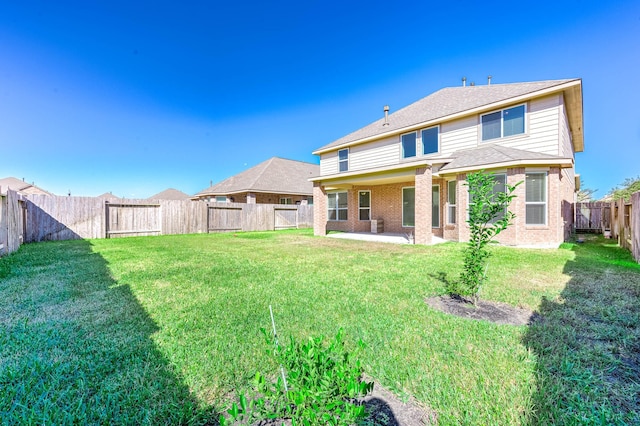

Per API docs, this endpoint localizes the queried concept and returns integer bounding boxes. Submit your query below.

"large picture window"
[526,173,547,225]
[328,192,348,221]
[402,187,415,227]
[481,105,525,141]
[401,132,417,158]
[468,173,507,223]
[359,191,371,220]
[338,149,349,172]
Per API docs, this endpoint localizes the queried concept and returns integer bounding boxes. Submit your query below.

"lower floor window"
[328,192,348,221]
[359,191,371,220]
[402,187,415,227]
[280,197,293,205]
[526,172,547,225]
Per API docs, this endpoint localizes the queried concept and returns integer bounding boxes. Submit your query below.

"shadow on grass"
[0,240,218,424]
[523,235,640,425]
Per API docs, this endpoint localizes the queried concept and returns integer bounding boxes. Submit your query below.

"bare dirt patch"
[425,295,539,326]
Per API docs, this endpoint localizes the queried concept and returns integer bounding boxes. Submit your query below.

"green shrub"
[222,329,373,425]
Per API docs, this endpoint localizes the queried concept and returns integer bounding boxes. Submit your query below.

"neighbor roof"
[438,145,573,175]
[195,157,320,197]
[314,79,583,154]
[0,177,52,196]
[146,188,191,201]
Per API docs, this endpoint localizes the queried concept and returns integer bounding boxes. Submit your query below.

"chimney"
[487,75,492,85]
[462,77,466,87]
[383,105,390,126]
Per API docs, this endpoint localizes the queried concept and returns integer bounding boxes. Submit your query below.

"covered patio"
[326,231,447,245]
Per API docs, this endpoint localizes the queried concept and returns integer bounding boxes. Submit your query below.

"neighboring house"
[146,188,191,201]
[194,157,319,205]
[97,192,121,200]
[311,79,583,247]
[0,177,52,196]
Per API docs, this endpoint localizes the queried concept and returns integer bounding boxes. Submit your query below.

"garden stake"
[269,305,289,392]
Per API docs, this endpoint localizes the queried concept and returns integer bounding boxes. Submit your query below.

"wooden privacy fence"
[0,189,26,256]
[575,202,611,233]
[10,194,313,245]
[609,192,639,262]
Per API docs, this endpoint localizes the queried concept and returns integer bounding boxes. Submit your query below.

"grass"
[1,229,638,425]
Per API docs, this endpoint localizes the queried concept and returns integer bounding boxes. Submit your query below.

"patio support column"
[415,167,433,245]
[313,182,327,236]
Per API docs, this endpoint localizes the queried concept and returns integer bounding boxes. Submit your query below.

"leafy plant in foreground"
[446,171,520,304]
[221,328,373,425]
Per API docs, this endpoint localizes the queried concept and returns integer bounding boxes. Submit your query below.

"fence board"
[575,202,610,232]
[274,207,298,229]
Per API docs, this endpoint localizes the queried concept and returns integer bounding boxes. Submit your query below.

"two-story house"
[311,79,583,247]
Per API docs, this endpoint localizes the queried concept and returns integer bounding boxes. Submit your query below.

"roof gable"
[146,188,191,201]
[314,79,582,153]
[195,157,319,196]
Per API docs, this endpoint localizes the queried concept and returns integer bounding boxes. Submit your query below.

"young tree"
[609,176,640,202]
[446,171,520,304]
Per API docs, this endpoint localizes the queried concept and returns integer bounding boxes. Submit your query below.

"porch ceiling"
[321,169,417,190]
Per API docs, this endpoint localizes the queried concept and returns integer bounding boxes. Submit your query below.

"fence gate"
[208,205,243,232]
[105,202,161,238]
[575,202,611,233]
[274,207,298,230]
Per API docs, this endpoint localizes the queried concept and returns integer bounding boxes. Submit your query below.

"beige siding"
[559,95,574,158]
[495,95,560,155]
[320,151,338,175]
[440,116,478,155]
[349,135,400,171]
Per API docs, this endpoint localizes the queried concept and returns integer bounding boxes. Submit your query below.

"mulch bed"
[425,295,540,326]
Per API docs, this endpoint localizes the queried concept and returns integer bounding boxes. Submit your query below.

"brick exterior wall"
[315,166,573,246]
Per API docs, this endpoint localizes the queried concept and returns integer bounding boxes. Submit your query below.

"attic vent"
[383,105,390,126]
[488,75,492,85]
[462,77,467,87]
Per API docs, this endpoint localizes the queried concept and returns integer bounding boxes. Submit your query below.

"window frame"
[327,191,348,221]
[215,196,227,203]
[467,173,507,223]
[432,184,440,228]
[358,190,371,221]
[525,172,548,226]
[280,197,293,205]
[422,125,440,155]
[402,186,415,227]
[481,104,526,141]
[447,180,457,225]
[401,132,417,159]
[338,148,349,172]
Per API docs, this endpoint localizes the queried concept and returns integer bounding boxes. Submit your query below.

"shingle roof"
[315,79,579,153]
[195,157,320,197]
[146,188,191,201]
[0,177,52,196]
[97,192,121,200]
[439,145,572,173]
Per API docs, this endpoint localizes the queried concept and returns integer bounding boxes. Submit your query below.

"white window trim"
[432,184,440,228]
[525,172,548,226]
[280,197,293,205]
[338,148,349,173]
[480,103,527,142]
[327,191,348,221]
[421,125,440,155]
[358,190,371,221]
[447,180,457,225]
[401,131,417,159]
[402,186,415,228]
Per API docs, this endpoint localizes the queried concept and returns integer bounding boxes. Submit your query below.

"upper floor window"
[338,149,349,172]
[422,126,439,155]
[401,132,417,158]
[481,104,525,141]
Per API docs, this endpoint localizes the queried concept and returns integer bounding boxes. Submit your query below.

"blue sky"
[1,1,638,198]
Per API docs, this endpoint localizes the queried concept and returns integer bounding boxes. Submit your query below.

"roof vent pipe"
[488,75,492,85]
[462,77,466,87]
[383,105,390,126]
[470,81,475,86]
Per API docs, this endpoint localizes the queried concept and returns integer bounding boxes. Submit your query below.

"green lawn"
[1,229,638,425]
